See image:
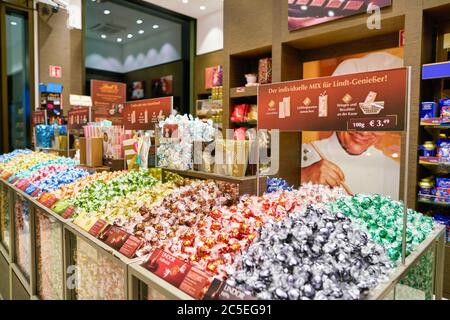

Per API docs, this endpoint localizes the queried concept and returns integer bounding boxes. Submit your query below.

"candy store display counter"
[366,225,446,300]
[163,169,266,196]
[128,260,193,300]
[63,221,134,300]
[0,174,447,301]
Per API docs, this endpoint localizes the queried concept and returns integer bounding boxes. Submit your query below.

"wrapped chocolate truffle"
[129,180,239,257]
[328,194,434,263]
[226,206,394,300]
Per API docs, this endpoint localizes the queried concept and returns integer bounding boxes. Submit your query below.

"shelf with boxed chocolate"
[417,194,450,207]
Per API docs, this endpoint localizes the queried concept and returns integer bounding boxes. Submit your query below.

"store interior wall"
[196,9,223,55]
[38,3,84,112]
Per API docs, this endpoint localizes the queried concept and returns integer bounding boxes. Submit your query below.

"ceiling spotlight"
[127,33,133,38]
[104,9,111,15]
[182,0,188,3]
[101,34,107,39]
[138,30,144,34]
[10,21,17,26]
[152,24,159,29]
[117,38,122,42]
[200,5,206,10]
[136,19,143,24]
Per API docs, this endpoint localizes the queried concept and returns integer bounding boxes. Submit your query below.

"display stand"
[0,160,446,300]
[128,260,192,300]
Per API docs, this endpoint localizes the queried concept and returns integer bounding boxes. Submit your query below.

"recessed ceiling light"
[138,30,144,34]
[10,21,17,26]
[152,24,159,29]
[117,38,122,42]
[182,0,188,3]
[103,9,111,15]
[200,5,206,10]
[136,19,143,24]
[101,34,107,39]
[127,34,133,38]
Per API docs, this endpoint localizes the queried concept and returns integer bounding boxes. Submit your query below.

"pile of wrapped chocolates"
[71,170,158,215]
[0,149,32,164]
[47,171,126,200]
[128,181,240,257]
[8,157,79,182]
[162,185,346,279]
[266,177,293,193]
[157,114,215,170]
[25,167,90,196]
[0,153,59,178]
[226,206,393,300]
[74,178,191,231]
[98,177,192,227]
[328,194,434,263]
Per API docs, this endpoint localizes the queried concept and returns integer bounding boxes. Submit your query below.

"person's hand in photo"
[301,159,345,188]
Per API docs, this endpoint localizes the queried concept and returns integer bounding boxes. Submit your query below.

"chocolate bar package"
[420,102,438,119]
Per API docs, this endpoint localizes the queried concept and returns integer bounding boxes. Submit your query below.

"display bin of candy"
[366,225,446,300]
[35,208,64,300]
[128,260,192,300]
[0,183,11,254]
[13,195,32,284]
[64,224,130,300]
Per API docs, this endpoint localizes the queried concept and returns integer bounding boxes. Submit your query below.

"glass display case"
[14,196,31,281]
[72,236,126,300]
[35,208,64,300]
[0,184,10,251]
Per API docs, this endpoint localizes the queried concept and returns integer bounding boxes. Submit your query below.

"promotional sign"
[32,110,47,125]
[70,94,92,107]
[90,80,126,123]
[258,68,407,132]
[288,0,392,31]
[68,107,90,130]
[123,97,173,130]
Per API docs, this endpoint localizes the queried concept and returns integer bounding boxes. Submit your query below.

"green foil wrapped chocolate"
[328,194,434,264]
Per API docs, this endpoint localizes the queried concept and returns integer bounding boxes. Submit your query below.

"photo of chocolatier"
[288,0,392,31]
[301,131,400,198]
[301,50,403,200]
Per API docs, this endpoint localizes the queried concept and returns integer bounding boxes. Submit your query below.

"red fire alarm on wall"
[49,65,62,78]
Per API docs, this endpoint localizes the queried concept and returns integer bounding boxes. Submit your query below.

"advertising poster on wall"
[205,65,223,89]
[129,81,145,100]
[151,75,173,98]
[288,0,392,31]
[300,50,404,200]
[91,80,126,124]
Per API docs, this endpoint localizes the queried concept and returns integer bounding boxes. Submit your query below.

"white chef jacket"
[301,133,400,200]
